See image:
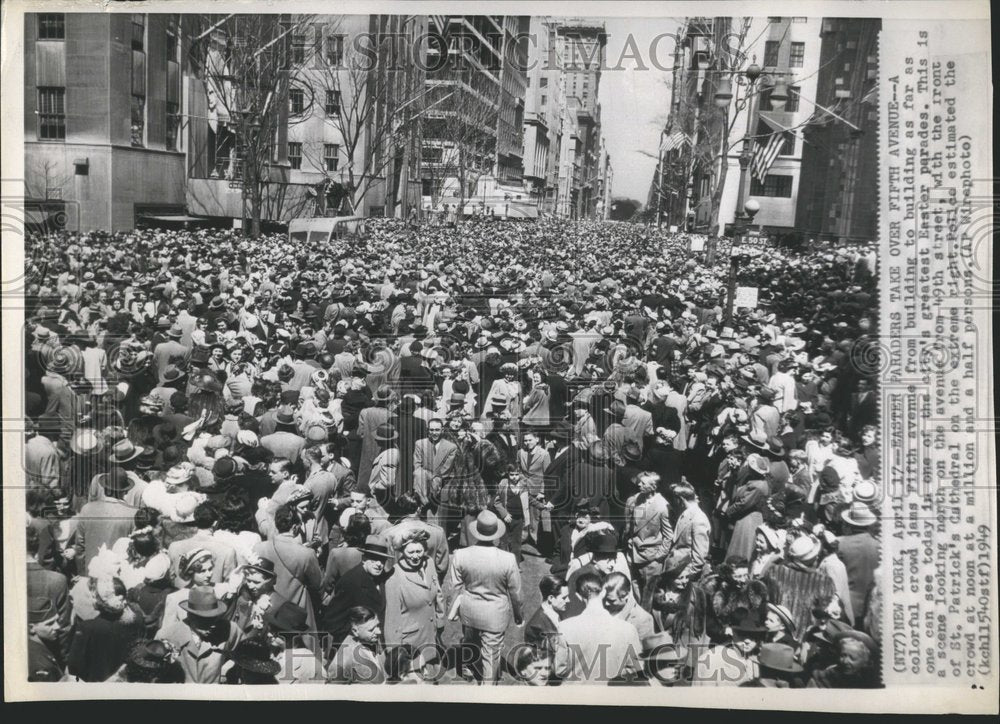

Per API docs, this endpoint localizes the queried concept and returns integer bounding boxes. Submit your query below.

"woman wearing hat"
[67,575,146,682]
[369,423,401,506]
[482,362,522,426]
[356,384,395,491]
[223,639,281,684]
[520,368,551,441]
[724,454,770,561]
[107,639,185,683]
[159,548,217,630]
[383,529,445,664]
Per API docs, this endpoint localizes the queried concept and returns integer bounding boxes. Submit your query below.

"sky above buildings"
[598,17,679,204]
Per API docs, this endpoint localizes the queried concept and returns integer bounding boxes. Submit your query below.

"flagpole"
[796,92,861,132]
[733,76,759,236]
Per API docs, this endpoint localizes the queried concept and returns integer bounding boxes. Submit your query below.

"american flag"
[750,118,783,183]
[661,128,689,154]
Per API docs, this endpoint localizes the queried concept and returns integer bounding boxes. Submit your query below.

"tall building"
[23,12,188,231]
[657,16,824,237]
[552,18,607,219]
[521,16,565,214]
[794,18,880,244]
[421,15,504,203]
[495,16,528,186]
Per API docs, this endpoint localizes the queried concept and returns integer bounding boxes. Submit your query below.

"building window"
[131,14,145,51]
[288,142,302,169]
[131,95,145,147]
[325,89,340,116]
[540,76,548,88]
[166,101,179,151]
[750,174,793,197]
[326,35,344,66]
[38,13,65,40]
[541,94,546,106]
[763,41,780,67]
[790,42,805,68]
[422,146,443,164]
[290,88,304,115]
[292,34,306,64]
[324,143,339,171]
[793,16,808,23]
[37,87,65,140]
[786,86,800,113]
[166,20,178,62]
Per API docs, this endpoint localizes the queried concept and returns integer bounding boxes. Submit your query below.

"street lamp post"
[725,198,760,325]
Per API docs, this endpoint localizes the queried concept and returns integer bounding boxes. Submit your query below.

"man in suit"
[750,387,782,440]
[602,400,640,462]
[517,431,552,546]
[553,571,642,685]
[413,418,458,528]
[321,534,391,646]
[382,492,450,581]
[836,506,880,624]
[260,412,307,465]
[167,502,237,587]
[622,391,654,451]
[449,511,524,685]
[624,472,673,608]
[152,325,191,382]
[523,574,569,656]
[664,482,711,586]
[254,503,324,634]
[74,467,138,571]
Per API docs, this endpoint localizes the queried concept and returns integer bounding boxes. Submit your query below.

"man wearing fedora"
[152,324,191,382]
[448,510,524,685]
[750,387,782,441]
[156,586,245,684]
[321,534,392,648]
[261,410,307,465]
[837,498,879,624]
[741,643,806,687]
[760,532,838,635]
[73,467,138,571]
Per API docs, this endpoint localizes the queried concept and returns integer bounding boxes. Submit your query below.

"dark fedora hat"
[275,410,297,427]
[757,643,804,674]
[264,600,309,633]
[230,640,280,676]
[621,440,643,463]
[374,423,398,443]
[587,531,619,555]
[359,534,393,559]
[102,466,134,495]
[178,586,228,618]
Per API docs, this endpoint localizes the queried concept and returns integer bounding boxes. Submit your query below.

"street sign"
[733,286,759,309]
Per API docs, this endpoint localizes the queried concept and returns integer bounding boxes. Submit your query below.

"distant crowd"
[24,218,881,687]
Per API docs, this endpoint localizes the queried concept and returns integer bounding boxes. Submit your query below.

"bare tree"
[298,16,428,217]
[188,13,315,237]
[421,60,502,212]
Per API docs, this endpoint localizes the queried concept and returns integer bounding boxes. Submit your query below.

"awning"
[139,214,209,222]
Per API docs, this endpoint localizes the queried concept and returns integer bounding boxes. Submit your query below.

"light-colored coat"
[624,491,672,565]
[413,437,458,506]
[449,544,523,634]
[254,534,323,632]
[383,562,445,653]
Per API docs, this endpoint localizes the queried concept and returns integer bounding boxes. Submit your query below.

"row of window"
[763,40,806,68]
[287,142,340,171]
[37,86,179,150]
[750,174,793,197]
[290,88,341,116]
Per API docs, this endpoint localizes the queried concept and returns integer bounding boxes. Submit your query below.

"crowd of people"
[23,217,881,687]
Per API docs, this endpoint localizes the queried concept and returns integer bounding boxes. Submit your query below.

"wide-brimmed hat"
[731,613,768,635]
[587,531,618,555]
[230,640,281,676]
[374,423,399,443]
[164,463,195,488]
[264,600,309,633]
[468,510,507,543]
[179,586,228,618]
[101,466,134,495]
[586,440,610,465]
[70,428,104,455]
[621,440,643,463]
[167,324,184,339]
[126,640,180,677]
[765,436,786,457]
[746,453,770,477]
[757,387,778,403]
[207,296,226,311]
[45,346,83,377]
[161,365,186,384]
[787,533,822,564]
[109,439,144,464]
[766,603,797,635]
[359,534,393,559]
[757,643,804,674]
[841,500,878,527]
[741,430,770,452]
[641,632,685,663]
[851,480,879,505]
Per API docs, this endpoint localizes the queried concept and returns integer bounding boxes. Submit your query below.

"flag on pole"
[661,128,689,154]
[860,83,878,106]
[750,118,783,183]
